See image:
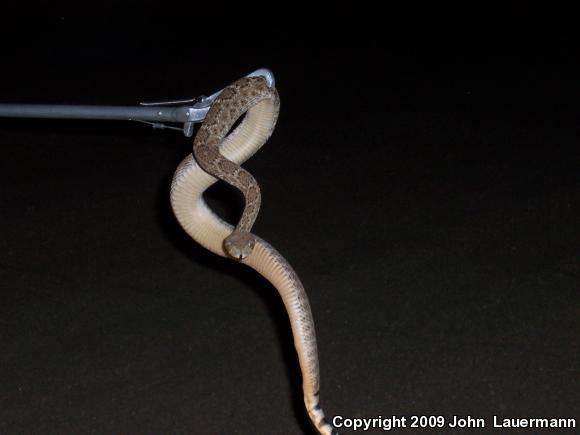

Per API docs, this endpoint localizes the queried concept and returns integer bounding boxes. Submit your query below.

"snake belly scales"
[170,76,337,434]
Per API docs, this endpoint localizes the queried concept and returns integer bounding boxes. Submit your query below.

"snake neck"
[192,144,261,233]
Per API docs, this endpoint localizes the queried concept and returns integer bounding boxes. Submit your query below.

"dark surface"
[1,6,579,435]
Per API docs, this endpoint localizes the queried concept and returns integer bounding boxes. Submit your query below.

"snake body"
[170,76,337,434]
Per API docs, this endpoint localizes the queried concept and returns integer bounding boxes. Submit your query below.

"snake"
[169,75,337,435]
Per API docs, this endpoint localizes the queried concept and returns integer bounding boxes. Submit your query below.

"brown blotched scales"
[170,76,337,434]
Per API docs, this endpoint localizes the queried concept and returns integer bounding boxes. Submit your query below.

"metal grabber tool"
[0,68,275,137]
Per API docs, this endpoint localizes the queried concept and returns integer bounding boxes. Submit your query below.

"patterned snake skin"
[169,76,337,434]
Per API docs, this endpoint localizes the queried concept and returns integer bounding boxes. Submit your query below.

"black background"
[1,4,578,434]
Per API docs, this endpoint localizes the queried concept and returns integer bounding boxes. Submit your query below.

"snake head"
[223,231,256,260]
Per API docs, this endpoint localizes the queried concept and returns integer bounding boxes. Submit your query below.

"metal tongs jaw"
[136,68,275,137]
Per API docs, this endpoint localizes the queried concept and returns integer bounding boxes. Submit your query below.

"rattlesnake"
[170,75,337,434]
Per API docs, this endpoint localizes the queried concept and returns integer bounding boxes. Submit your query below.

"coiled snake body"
[170,76,337,434]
